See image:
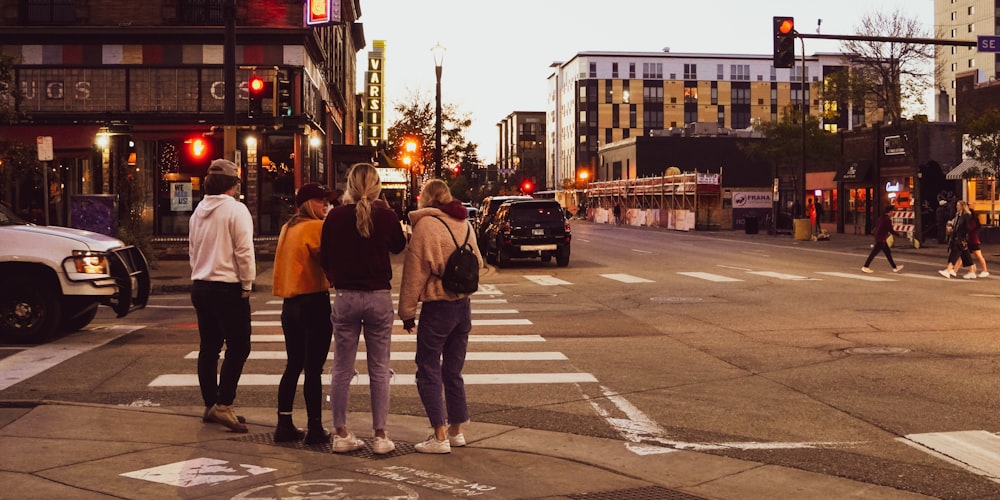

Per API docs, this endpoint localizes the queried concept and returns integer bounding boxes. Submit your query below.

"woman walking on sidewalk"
[320,163,407,455]
[938,200,974,278]
[862,205,904,274]
[272,183,336,444]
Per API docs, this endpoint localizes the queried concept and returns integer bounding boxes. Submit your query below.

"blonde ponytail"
[345,163,382,238]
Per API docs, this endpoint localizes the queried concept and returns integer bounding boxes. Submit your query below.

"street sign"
[978,35,1000,53]
[36,136,53,161]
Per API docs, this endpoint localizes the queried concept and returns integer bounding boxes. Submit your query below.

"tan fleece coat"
[398,207,485,322]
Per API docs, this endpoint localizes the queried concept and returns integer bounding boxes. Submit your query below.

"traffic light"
[248,75,269,119]
[773,16,795,69]
[275,71,293,118]
[520,179,535,195]
[187,137,207,160]
[451,164,461,176]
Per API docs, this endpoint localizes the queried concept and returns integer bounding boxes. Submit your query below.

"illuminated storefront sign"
[304,0,340,25]
[364,40,385,148]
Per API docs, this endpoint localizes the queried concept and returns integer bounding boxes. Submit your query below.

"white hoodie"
[189,194,256,290]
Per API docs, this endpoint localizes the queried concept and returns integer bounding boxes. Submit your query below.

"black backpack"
[432,216,480,294]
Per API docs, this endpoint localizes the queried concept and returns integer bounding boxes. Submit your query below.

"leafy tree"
[0,54,22,124]
[385,90,478,183]
[963,108,1000,221]
[837,9,934,124]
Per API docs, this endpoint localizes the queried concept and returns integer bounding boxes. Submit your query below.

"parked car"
[461,202,479,220]
[474,195,532,253]
[0,203,151,343]
[483,199,571,267]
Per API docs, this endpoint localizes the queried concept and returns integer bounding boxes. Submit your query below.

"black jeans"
[191,280,251,407]
[864,241,897,269]
[277,291,332,421]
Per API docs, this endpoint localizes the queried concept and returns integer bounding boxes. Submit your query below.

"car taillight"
[501,222,511,235]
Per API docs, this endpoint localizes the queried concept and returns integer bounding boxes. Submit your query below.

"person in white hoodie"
[398,179,484,454]
[189,158,256,433]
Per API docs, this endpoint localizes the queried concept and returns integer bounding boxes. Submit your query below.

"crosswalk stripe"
[747,271,817,281]
[184,351,568,361]
[816,272,896,282]
[251,318,532,328]
[900,431,1000,481]
[250,334,546,343]
[601,273,654,283]
[524,275,572,286]
[677,272,743,282]
[149,372,598,387]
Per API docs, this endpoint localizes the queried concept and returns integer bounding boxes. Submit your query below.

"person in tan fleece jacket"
[399,179,485,454]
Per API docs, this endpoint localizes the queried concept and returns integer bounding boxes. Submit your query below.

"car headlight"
[72,250,109,274]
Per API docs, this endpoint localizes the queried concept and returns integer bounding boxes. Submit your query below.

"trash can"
[793,218,811,240]
[744,216,759,234]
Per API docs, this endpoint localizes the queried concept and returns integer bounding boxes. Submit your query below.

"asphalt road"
[4,222,1000,498]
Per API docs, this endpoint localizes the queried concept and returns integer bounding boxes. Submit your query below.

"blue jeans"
[330,289,394,431]
[278,291,332,422]
[191,280,251,408]
[415,298,471,428]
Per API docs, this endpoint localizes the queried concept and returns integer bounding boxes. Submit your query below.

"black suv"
[483,199,571,267]
[474,195,532,253]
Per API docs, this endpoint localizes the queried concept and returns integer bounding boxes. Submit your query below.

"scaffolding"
[586,171,722,230]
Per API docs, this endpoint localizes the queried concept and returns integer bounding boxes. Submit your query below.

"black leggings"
[277,291,333,421]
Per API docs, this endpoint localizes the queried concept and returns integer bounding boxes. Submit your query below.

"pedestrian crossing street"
[147,284,598,389]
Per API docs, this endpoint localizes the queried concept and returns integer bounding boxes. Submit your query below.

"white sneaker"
[861,267,874,274]
[938,270,952,279]
[893,265,904,273]
[448,433,466,447]
[331,431,365,453]
[414,435,451,454]
[372,435,396,455]
[979,271,990,278]
[963,272,978,279]
[950,270,958,278]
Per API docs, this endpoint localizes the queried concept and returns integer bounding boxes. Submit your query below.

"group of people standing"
[188,160,484,455]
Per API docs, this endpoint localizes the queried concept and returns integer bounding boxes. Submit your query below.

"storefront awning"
[0,125,101,154]
[946,158,987,180]
[834,161,872,182]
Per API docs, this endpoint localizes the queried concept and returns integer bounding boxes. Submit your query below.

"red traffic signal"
[249,76,266,94]
[520,180,535,195]
[186,137,207,159]
[248,76,270,119]
[452,164,461,175]
[772,16,795,68]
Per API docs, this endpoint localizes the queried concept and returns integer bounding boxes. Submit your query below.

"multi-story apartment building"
[0,0,365,241]
[496,111,545,189]
[934,0,1000,122]
[547,50,861,186]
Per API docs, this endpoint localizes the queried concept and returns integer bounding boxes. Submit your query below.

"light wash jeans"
[330,289,394,431]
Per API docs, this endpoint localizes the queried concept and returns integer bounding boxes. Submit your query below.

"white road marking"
[900,431,1000,483]
[747,271,817,281]
[601,273,654,283]
[588,386,859,454]
[0,325,143,391]
[185,351,568,361]
[250,334,546,343]
[816,272,896,282]
[717,265,753,271]
[149,372,597,387]
[120,458,275,487]
[677,272,743,282]
[251,318,532,328]
[524,275,572,286]
[631,249,652,254]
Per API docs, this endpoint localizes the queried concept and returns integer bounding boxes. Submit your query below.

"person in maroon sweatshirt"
[862,205,904,274]
[320,163,406,455]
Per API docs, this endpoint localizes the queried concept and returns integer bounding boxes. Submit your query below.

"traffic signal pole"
[223,0,236,162]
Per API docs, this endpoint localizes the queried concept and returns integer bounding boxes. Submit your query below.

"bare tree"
[839,9,934,124]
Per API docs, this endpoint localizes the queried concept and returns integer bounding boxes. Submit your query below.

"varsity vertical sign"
[364,40,385,148]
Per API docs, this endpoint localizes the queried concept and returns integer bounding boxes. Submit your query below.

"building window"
[605,79,613,103]
[952,63,958,71]
[969,59,976,67]
[643,82,663,103]
[684,110,697,124]
[643,109,664,129]
[642,63,663,79]
[711,87,718,105]
[770,66,777,81]
[612,62,619,78]
[968,6,974,15]
[178,0,225,25]
[623,128,630,139]
[969,24,975,33]
[684,87,698,104]
[683,64,697,80]
[951,28,957,37]
[605,129,613,145]
[951,12,956,20]
[629,63,636,78]
[629,104,637,128]
[23,0,76,24]
[589,62,597,78]
[730,64,750,81]
[732,110,750,129]
[612,104,620,128]
[717,64,724,80]
[623,85,630,104]
[731,87,750,105]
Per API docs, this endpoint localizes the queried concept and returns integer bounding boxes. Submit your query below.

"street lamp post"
[431,43,446,178]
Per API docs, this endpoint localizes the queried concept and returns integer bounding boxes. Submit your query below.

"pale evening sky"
[355,1,935,164]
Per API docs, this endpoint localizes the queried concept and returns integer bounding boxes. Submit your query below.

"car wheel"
[497,243,512,268]
[0,274,61,343]
[556,246,570,267]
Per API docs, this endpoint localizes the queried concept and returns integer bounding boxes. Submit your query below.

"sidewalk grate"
[235,432,416,459]
[568,485,707,500]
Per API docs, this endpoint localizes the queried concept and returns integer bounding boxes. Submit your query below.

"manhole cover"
[650,296,703,304]
[845,346,911,355]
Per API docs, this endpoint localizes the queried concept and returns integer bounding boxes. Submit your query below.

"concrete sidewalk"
[0,226,954,499]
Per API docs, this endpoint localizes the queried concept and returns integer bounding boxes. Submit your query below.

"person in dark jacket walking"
[862,205,904,273]
[938,200,974,279]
